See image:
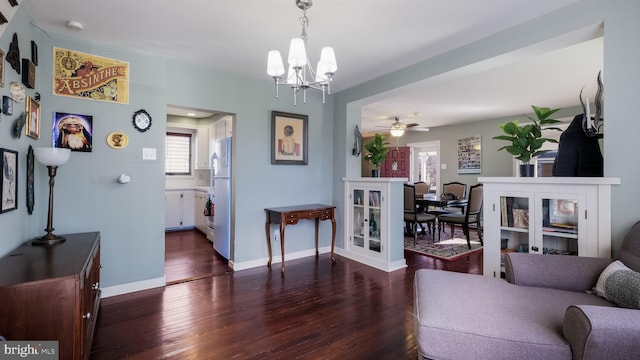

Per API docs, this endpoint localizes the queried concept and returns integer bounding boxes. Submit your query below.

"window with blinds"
[165,132,192,175]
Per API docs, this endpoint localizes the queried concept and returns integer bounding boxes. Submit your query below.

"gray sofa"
[413,221,640,360]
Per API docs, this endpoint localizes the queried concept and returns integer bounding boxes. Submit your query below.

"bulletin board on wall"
[457,135,481,174]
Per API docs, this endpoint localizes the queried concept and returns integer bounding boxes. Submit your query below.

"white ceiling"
[24,0,601,131]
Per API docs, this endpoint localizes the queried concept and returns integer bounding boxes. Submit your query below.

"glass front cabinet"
[479,177,620,278]
[351,187,383,255]
[341,178,407,272]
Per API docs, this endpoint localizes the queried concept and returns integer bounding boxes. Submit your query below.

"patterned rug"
[404,226,483,261]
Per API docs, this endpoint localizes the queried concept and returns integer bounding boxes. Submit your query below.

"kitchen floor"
[164,229,233,285]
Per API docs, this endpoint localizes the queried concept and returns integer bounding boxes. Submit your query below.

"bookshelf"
[479,177,620,278]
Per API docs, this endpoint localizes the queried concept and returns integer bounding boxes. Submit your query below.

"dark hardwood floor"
[164,230,233,285]
[91,230,482,359]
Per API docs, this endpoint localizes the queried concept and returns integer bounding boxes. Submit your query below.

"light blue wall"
[2,0,638,290]
[0,5,334,288]
[332,0,640,256]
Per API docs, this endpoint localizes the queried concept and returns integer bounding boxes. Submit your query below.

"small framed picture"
[31,40,38,66]
[25,96,40,139]
[271,111,308,165]
[2,96,12,115]
[53,112,93,152]
[21,58,35,89]
[1,148,18,213]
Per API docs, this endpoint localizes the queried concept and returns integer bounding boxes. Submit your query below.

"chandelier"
[267,0,337,105]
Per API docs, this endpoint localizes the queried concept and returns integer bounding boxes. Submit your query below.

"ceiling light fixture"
[66,20,84,31]
[267,0,337,105]
[389,117,406,137]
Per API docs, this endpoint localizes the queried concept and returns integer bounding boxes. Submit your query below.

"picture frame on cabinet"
[271,110,308,165]
[25,96,40,139]
[1,148,18,213]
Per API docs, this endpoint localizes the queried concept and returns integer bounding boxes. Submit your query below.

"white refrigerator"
[210,137,232,259]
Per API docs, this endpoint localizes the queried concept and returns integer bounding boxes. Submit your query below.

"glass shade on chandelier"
[267,0,337,105]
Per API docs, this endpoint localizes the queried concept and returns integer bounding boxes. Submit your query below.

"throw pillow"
[593,260,640,309]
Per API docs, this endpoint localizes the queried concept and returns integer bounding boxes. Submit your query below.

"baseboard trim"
[334,248,407,272]
[101,276,166,298]
[232,246,332,271]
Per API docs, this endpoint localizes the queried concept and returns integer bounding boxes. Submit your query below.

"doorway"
[165,105,234,284]
[408,140,441,192]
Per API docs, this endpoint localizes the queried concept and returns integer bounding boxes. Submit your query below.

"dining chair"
[414,181,429,196]
[437,183,483,249]
[428,181,467,216]
[404,184,436,245]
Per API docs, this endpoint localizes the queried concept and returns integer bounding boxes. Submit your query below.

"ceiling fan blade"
[405,123,419,128]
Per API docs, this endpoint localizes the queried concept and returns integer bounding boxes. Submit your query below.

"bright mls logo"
[1,341,58,359]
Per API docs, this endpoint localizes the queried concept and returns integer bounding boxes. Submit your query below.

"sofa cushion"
[414,269,614,360]
[618,220,640,272]
[593,260,640,309]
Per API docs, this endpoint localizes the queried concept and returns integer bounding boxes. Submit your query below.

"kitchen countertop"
[166,186,209,192]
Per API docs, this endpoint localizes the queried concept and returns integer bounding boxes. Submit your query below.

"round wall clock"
[132,109,152,132]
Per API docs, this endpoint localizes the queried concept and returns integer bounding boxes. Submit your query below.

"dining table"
[415,193,468,209]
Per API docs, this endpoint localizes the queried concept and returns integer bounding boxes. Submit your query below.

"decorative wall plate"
[132,109,151,132]
[9,81,25,103]
[107,131,128,149]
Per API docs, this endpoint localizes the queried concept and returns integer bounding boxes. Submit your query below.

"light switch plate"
[441,163,447,170]
[142,147,156,160]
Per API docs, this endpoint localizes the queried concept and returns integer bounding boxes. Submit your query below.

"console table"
[264,204,336,275]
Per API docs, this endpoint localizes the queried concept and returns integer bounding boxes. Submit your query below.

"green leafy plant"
[493,105,563,164]
[364,133,389,169]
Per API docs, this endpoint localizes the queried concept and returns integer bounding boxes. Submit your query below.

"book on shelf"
[369,191,380,207]
[500,197,508,226]
[543,223,577,234]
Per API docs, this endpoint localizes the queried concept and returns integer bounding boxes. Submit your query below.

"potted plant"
[364,133,389,177]
[493,105,563,177]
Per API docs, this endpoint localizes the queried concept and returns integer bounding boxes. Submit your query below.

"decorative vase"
[519,164,534,177]
[371,169,380,177]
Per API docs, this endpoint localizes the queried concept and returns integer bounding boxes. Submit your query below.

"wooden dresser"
[0,232,101,360]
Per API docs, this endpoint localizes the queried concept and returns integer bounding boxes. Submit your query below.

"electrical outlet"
[273,230,280,242]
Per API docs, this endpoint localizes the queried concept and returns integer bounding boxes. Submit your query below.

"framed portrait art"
[25,96,40,139]
[1,148,18,213]
[271,111,308,165]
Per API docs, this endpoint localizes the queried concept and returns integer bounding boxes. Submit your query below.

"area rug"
[404,227,483,261]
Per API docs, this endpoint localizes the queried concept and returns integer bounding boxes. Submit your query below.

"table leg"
[265,212,272,268]
[314,218,320,257]
[280,223,286,275]
[331,215,336,263]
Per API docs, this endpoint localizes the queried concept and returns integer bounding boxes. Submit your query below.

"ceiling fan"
[378,116,428,137]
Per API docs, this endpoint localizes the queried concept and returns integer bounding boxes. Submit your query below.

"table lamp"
[32,147,71,246]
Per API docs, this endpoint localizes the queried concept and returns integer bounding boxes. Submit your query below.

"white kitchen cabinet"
[165,190,195,230]
[195,126,211,169]
[214,116,232,142]
[479,177,620,278]
[340,178,407,272]
[194,190,208,234]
